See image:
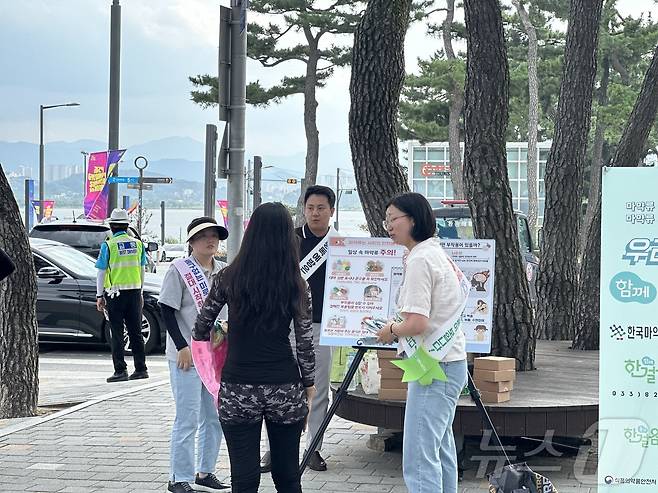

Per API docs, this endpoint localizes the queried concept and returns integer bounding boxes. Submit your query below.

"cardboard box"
[474,379,514,393]
[479,390,511,403]
[378,388,407,401]
[473,369,516,382]
[377,350,398,360]
[379,377,408,390]
[379,365,404,379]
[474,356,516,371]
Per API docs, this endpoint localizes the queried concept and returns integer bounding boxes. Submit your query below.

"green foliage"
[399,0,658,152]
[592,3,658,154]
[190,0,363,108]
[399,54,464,142]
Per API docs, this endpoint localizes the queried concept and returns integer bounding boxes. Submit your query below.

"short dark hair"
[386,192,436,242]
[304,185,336,209]
[110,224,128,235]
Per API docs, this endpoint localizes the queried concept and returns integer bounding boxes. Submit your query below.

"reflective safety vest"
[104,232,143,290]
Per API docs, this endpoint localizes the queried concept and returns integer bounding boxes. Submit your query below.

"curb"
[0,379,169,439]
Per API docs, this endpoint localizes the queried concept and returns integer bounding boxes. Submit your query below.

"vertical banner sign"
[599,167,658,490]
[216,200,229,225]
[32,200,55,220]
[84,149,125,219]
[320,237,406,349]
[26,179,35,230]
[440,239,495,354]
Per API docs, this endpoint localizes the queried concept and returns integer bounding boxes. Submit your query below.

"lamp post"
[81,151,89,197]
[38,102,80,221]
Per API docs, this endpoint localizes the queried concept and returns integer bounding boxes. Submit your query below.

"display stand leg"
[299,346,367,474]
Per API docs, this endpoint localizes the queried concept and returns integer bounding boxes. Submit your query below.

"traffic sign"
[128,183,152,190]
[141,177,174,184]
[108,176,139,184]
[286,178,298,184]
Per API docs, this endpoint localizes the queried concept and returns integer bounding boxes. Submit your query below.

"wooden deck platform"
[333,340,599,437]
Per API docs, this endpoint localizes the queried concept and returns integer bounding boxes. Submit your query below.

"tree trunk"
[513,0,539,235]
[443,0,465,199]
[0,165,39,418]
[349,0,412,236]
[574,43,658,350]
[579,56,610,259]
[535,0,603,341]
[463,0,535,370]
[295,40,321,225]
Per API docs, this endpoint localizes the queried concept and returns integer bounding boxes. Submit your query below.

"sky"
[1,0,656,157]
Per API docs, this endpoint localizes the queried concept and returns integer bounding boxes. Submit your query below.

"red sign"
[420,163,451,177]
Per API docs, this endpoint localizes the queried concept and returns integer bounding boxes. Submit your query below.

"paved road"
[37,343,170,407]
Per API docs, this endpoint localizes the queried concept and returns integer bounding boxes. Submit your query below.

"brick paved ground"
[0,382,598,492]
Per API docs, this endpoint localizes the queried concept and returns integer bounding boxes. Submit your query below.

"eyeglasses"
[382,214,409,230]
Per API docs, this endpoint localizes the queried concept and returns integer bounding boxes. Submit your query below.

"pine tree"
[190,1,361,220]
[462,0,536,370]
[0,165,39,418]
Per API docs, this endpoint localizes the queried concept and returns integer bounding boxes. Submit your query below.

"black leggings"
[222,418,305,493]
[219,381,308,493]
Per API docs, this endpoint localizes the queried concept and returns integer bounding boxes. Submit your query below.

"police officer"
[96,208,149,383]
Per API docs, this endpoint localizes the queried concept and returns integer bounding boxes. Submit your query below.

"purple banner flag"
[84,150,125,219]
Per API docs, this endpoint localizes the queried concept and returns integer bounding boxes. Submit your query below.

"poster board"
[440,239,495,354]
[319,237,404,349]
[319,236,495,354]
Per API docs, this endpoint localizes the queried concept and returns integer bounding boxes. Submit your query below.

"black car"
[31,237,164,353]
[30,221,159,273]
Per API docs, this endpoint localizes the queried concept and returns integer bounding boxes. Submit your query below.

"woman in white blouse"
[376,192,468,493]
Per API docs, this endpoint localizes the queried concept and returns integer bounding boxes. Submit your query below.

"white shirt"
[397,237,467,362]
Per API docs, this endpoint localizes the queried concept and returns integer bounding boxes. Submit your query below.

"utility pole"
[160,200,166,246]
[204,124,218,218]
[253,155,262,210]
[335,167,340,230]
[107,0,122,213]
[24,179,35,231]
[221,1,248,262]
[81,151,89,197]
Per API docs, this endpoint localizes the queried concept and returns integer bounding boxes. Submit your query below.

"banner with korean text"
[319,237,406,349]
[599,167,658,490]
[32,200,55,221]
[440,239,495,354]
[84,149,125,219]
[319,237,495,353]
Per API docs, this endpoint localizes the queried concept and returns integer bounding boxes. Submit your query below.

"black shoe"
[106,371,128,383]
[260,451,272,473]
[167,482,194,492]
[128,370,149,380]
[195,473,230,492]
[307,451,327,471]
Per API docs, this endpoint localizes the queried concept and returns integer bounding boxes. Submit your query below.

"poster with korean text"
[319,237,405,349]
[440,239,495,354]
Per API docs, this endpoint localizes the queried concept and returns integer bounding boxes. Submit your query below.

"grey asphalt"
[0,346,598,492]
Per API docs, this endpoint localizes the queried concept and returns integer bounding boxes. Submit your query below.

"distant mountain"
[0,136,352,178]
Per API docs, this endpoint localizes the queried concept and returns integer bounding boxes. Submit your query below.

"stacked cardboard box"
[377,350,407,400]
[473,356,516,403]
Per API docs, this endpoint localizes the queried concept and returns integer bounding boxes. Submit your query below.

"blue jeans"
[169,361,224,483]
[403,359,467,493]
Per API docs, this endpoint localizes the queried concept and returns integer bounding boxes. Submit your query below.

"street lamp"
[38,102,80,221]
[81,151,89,197]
